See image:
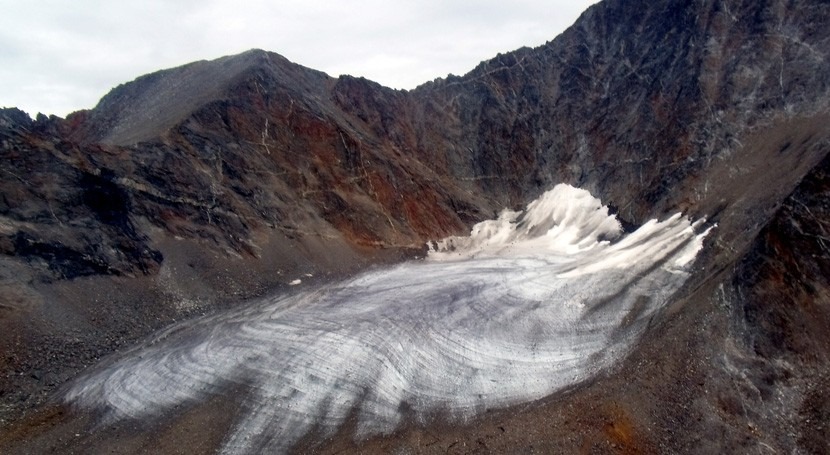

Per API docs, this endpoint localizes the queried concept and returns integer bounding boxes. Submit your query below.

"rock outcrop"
[1,0,829,452]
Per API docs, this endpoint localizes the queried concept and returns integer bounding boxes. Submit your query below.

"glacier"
[65,184,711,453]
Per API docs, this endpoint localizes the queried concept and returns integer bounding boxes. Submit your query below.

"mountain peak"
[75,49,331,146]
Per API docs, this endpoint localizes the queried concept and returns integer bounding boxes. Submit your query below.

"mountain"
[1,0,829,452]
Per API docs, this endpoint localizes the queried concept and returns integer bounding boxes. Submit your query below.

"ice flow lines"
[66,184,711,454]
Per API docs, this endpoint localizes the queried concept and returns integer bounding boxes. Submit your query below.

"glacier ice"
[65,184,710,453]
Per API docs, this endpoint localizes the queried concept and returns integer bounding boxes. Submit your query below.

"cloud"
[0,0,599,117]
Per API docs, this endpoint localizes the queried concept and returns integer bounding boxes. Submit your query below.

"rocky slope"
[1,0,829,452]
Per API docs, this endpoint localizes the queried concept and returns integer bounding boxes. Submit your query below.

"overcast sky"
[1,1,600,118]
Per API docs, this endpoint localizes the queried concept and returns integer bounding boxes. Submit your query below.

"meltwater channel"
[65,184,711,453]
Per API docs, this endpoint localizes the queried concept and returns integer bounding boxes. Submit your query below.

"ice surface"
[65,184,710,453]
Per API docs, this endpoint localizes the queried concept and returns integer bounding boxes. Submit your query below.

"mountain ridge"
[1,0,829,452]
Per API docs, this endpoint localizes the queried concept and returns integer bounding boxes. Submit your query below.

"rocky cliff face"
[1,0,829,452]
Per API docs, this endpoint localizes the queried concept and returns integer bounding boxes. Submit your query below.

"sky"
[0,0,600,118]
